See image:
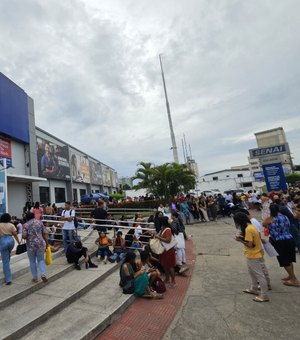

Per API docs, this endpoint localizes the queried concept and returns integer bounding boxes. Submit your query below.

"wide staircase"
[0,229,135,340]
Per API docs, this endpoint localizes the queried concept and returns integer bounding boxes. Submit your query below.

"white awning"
[7,174,47,183]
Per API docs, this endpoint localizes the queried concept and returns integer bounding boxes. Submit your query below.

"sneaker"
[41,276,48,283]
[75,264,81,270]
[85,262,89,269]
[6,282,12,286]
[179,266,189,275]
[32,278,39,284]
[89,262,98,268]
[108,257,115,263]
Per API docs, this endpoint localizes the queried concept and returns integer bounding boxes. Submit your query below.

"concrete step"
[0,260,120,340]
[20,271,135,340]
[0,232,99,308]
[0,228,94,285]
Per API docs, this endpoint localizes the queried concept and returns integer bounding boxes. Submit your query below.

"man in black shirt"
[91,201,108,232]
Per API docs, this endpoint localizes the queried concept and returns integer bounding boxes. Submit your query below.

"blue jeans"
[63,229,75,253]
[0,235,15,283]
[27,248,46,279]
[110,251,126,262]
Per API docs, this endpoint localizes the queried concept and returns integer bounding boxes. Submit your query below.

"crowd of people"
[1,188,300,306]
[233,189,300,302]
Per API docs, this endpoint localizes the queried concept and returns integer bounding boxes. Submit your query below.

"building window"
[242,182,252,188]
[95,190,100,193]
[39,187,50,204]
[79,189,86,198]
[237,174,243,178]
[212,176,218,181]
[55,188,66,203]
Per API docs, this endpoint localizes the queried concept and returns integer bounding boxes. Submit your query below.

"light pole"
[159,54,179,163]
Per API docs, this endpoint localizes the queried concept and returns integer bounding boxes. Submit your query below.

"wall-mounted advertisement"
[0,73,29,143]
[0,159,8,215]
[37,137,70,179]
[102,166,111,186]
[0,136,12,168]
[90,160,102,185]
[70,152,90,183]
[110,170,117,188]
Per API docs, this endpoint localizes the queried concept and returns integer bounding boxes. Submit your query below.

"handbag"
[161,229,178,251]
[122,279,134,294]
[45,246,52,265]
[149,238,164,255]
[15,242,27,255]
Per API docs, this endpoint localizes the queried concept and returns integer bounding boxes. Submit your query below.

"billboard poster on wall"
[89,160,102,185]
[0,159,8,215]
[102,166,111,186]
[70,152,90,183]
[110,170,117,188]
[0,72,29,143]
[37,137,70,179]
[0,136,12,168]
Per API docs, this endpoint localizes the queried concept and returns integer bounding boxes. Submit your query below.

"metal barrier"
[41,214,156,250]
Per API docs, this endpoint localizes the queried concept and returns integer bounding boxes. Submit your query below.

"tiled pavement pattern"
[98,239,196,340]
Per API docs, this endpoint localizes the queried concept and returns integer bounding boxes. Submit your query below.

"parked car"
[202,190,221,197]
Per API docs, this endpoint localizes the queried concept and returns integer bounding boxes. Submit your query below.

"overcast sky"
[1,0,299,177]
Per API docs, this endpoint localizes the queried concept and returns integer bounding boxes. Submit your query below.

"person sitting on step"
[95,231,112,264]
[108,231,126,263]
[66,240,98,270]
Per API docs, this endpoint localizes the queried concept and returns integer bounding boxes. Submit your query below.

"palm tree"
[132,161,196,199]
[132,162,153,190]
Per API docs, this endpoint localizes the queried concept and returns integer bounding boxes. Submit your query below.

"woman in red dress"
[156,217,176,288]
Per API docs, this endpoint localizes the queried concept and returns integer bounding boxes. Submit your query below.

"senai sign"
[249,144,288,159]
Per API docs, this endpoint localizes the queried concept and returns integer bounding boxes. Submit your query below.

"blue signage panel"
[262,162,287,192]
[250,144,287,158]
[0,73,29,143]
[253,171,264,182]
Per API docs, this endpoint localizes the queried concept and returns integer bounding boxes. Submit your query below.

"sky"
[0,0,299,177]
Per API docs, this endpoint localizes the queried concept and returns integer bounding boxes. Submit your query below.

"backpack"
[152,277,166,294]
[62,209,78,228]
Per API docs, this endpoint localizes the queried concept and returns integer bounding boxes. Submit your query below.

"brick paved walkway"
[98,239,196,340]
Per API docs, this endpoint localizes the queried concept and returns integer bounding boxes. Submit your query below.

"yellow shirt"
[244,224,263,259]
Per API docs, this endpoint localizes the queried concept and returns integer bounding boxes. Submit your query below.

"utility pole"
[159,54,179,163]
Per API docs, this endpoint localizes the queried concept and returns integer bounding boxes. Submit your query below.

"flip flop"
[243,289,259,295]
[283,281,300,287]
[253,296,269,302]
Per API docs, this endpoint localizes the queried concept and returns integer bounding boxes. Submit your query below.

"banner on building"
[102,166,111,186]
[0,136,12,168]
[0,158,8,215]
[70,152,90,183]
[37,137,70,180]
[110,170,117,188]
[89,160,102,185]
[262,162,287,192]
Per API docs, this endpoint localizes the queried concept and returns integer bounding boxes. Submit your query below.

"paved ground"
[98,239,196,340]
[163,212,300,340]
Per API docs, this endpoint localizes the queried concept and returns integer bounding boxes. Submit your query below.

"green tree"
[122,183,132,190]
[285,173,300,184]
[132,162,153,189]
[133,161,195,198]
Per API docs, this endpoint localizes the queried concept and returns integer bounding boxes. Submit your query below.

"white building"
[198,167,254,193]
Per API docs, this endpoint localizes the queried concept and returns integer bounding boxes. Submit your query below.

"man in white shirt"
[61,201,76,253]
